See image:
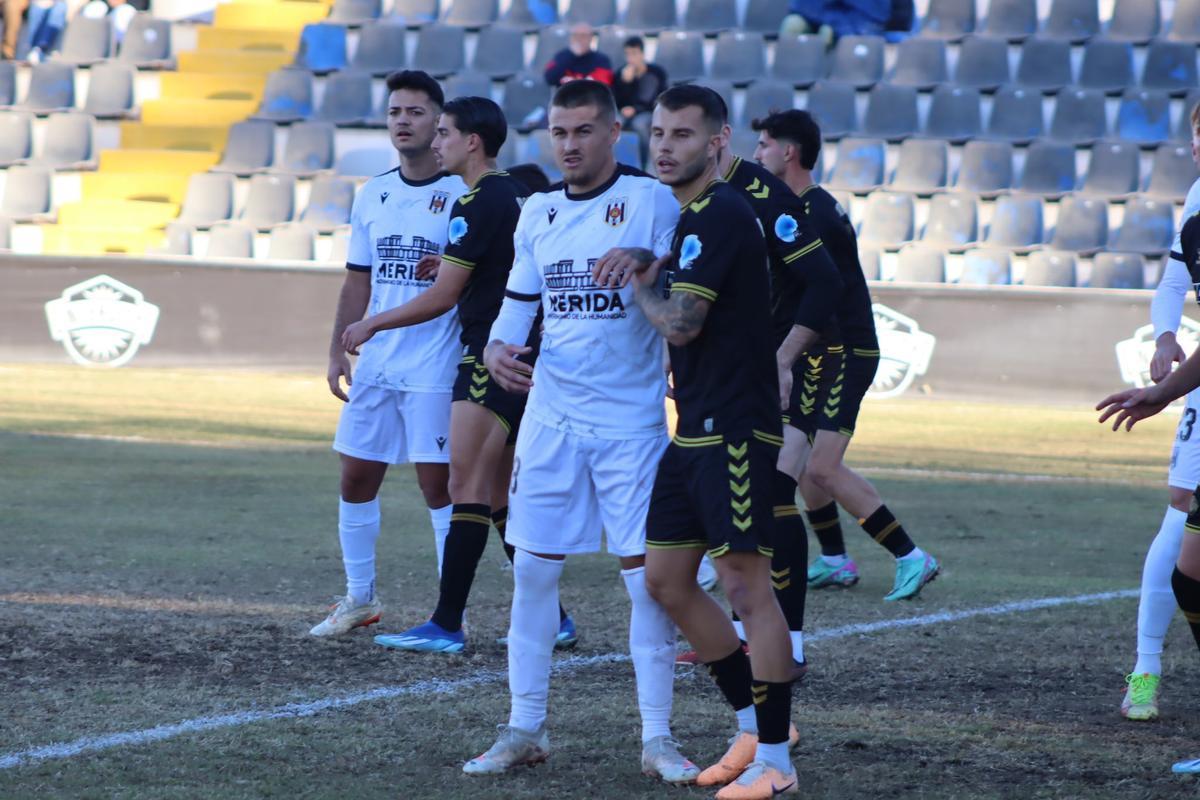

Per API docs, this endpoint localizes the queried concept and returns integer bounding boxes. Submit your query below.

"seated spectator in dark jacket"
[613,36,667,160]
[543,23,613,87]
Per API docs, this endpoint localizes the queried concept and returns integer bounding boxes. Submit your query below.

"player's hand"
[1096,386,1171,431]
[593,248,653,289]
[777,362,793,411]
[631,253,673,290]
[415,254,441,281]
[340,320,376,356]
[327,353,353,402]
[484,340,534,394]
[1151,338,1186,383]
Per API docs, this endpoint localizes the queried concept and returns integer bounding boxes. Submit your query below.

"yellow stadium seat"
[178,49,295,74]
[158,72,267,102]
[213,1,329,30]
[118,123,230,153]
[196,27,299,53]
[99,149,221,175]
[80,173,192,205]
[57,200,182,230]
[140,98,260,126]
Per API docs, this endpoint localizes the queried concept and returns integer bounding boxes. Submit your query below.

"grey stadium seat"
[596,26,636,67]
[955,140,1014,196]
[741,79,793,126]
[31,111,94,169]
[829,35,884,88]
[859,246,881,280]
[1024,250,1077,286]
[1107,0,1160,42]
[0,111,32,166]
[920,0,975,39]
[213,120,275,174]
[329,0,382,24]
[241,174,296,229]
[268,223,316,260]
[862,83,918,141]
[695,79,735,122]
[826,138,886,191]
[1015,37,1073,93]
[390,0,439,25]
[894,245,946,282]
[496,129,520,168]
[710,31,767,85]
[1146,144,1200,199]
[985,86,1044,143]
[155,221,192,256]
[953,35,1010,91]
[19,63,75,112]
[655,31,705,84]
[564,0,615,26]
[413,24,465,77]
[923,85,982,142]
[984,192,1043,248]
[887,38,948,89]
[959,247,1012,284]
[1111,197,1175,255]
[336,147,395,176]
[472,24,525,78]
[350,24,408,76]
[1,165,52,220]
[727,129,762,161]
[522,130,561,182]
[53,15,112,65]
[981,0,1038,40]
[0,61,14,106]
[1041,0,1099,41]
[532,26,569,70]
[1116,89,1171,145]
[624,0,676,30]
[1091,252,1145,288]
[858,192,915,246]
[276,121,335,175]
[1079,140,1140,198]
[502,72,551,131]
[683,0,739,33]
[119,14,172,66]
[1170,0,1200,42]
[254,69,314,123]
[206,221,255,259]
[1015,140,1076,197]
[1048,195,1108,253]
[501,0,555,28]
[804,81,857,140]
[443,71,492,100]
[314,70,374,126]
[891,139,949,193]
[771,35,828,87]
[327,225,351,263]
[83,62,134,118]
[744,0,791,35]
[177,172,235,228]
[1078,39,1134,94]
[1049,88,1107,144]
[1142,40,1198,95]
[441,0,497,27]
[922,193,978,249]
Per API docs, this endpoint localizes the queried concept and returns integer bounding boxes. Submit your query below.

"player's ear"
[720,124,732,149]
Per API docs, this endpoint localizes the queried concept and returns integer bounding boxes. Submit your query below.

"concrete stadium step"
[213,2,331,31]
[177,49,296,74]
[117,122,231,153]
[80,172,192,205]
[195,26,302,53]
[158,72,268,102]
[140,98,260,126]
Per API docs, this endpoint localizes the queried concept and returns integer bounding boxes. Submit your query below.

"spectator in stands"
[80,0,134,45]
[23,0,67,62]
[613,36,666,160]
[1,0,29,59]
[782,0,891,42]
[543,23,613,87]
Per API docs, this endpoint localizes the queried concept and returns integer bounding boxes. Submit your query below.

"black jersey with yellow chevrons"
[723,157,843,347]
[799,185,879,351]
[665,180,782,443]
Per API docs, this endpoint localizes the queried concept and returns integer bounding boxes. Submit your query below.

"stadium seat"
[770,35,828,87]
[501,0,556,28]
[742,80,793,126]
[888,38,948,89]
[177,173,235,228]
[953,35,1010,91]
[1107,0,1160,42]
[390,0,439,25]
[351,24,408,76]
[727,128,761,161]
[276,121,335,175]
[984,192,1043,248]
[595,26,635,67]
[53,16,111,65]
[268,222,316,260]
[1015,37,1073,93]
[1049,195,1107,253]
[329,0,382,24]
[83,62,134,119]
[1024,250,1077,285]
[1170,0,1200,41]
[564,0,615,26]
[440,0,496,26]
[503,72,551,131]
[497,128,520,168]
[523,129,561,181]
[804,81,857,139]
[532,26,569,70]
[1142,40,1198,94]
[890,138,949,193]
[156,222,193,256]
[1145,143,1200,198]
[624,0,677,30]
[744,0,791,35]
[826,137,886,191]
[859,245,881,279]
[695,78,736,120]
[242,173,296,229]
[683,0,739,32]
[0,111,32,166]
[302,175,356,231]
[655,31,705,83]
[919,0,975,39]
[472,24,525,78]
[959,247,1012,284]
[829,35,884,87]
[0,61,14,106]
[314,71,374,126]
[443,71,493,100]
[1079,140,1140,198]
[894,245,947,282]
[1049,88,1107,144]
[296,23,348,73]
[1111,197,1175,254]
[213,120,276,174]
[336,146,394,176]
[981,0,1038,40]
[1015,140,1076,197]
[18,62,75,112]
[1077,39,1134,94]
[1,165,52,221]
[985,86,1044,143]
[1091,252,1146,288]
[615,130,641,169]
[254,69,314,123]
[1041,0,1099,41]
[0,215,12,250]
[213,1,329,30]
[1115,89,1171,145]
[30,111,94,170]
[328,225,351,263]
[859,191,915,246]
[119,15,172,67]
[924,84,982,142]
[711,31,767,85]
[922,192,978,248]
[955,140,1014,195]
[862,84,918,141]
[206,221,256,258]
[414,24,466,77]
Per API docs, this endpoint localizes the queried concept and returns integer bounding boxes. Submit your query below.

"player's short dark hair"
[507,162,552,193]
[442,96,507,157]
[623,35,644,51]
[385,70,445,108]
[551,79,617,123]
[751,109,821,170]
[655,84,727,131]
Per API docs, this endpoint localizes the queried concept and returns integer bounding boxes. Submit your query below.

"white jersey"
[1153,177,1200,339]
[505,165,679,439]
[346,168,467,391]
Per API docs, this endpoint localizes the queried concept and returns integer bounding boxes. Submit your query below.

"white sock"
[429,503,452,576]
[1134,506,1187,675]
[735,705,757,734]
[755,740,792,773]
[790,630,804,663]
[732,619,746,642]
[622,566,677,743]
[508,550,563,733]
[820,554,847,566]
[899,545,925,562]
[339,497,380,604]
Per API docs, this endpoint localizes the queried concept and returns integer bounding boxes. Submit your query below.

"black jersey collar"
[722,156,742,182]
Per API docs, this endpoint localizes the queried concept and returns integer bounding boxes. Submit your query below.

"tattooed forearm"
[634,285,711,346]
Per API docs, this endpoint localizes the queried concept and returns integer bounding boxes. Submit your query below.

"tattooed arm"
[631,255,711,347]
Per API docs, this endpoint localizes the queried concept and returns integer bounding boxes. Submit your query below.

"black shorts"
[785,345,879,439]
[645,431,781,558]
[451,349,527,446]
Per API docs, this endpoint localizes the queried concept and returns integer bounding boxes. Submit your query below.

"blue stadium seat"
[985,86,1044,143]
[1111,197,1175,255]
[441,0,497,27]
[54,15,112,65]
[862,83,918,141]
[0,61,14,106]
[296,23,347,73]
[1015,37,1073,93]
[564,0,615,26]
[981,0,1038,41]
[741,79,794,126]
[1016,140,1077,197]
[711,31,767,85]
[826,137,886,191]
[1,165,52,221]
[959,247,1012,284]
[744,0,791,35]
[1090,252,1145,288]
[1079,140,1140,198]
[894,245,947,282]
[414,24,466,77]
[1116,89,1172,145]
[1049,88,1107,144]
[955,140,1014,196]
[351,24,408,76]
[443,71,493,100]
[923,84,982,142]
[502,0,558,28]
[922,192,978,248]
[314,71,374,126]
[655,31,705,83]
[32,110,93,169]
[473,24,525,78]
[1049,195,1108,254]
[532,26,569,70]
[1106,0,1160,42]
[206,221,255,258]
[829,35,884,88]
[624,0,677,30]
[804,81,857,139]
[329,0,382,25]
[887,37,948,89]
[985,192,1043,249]
[83,62,134,119]
[502,72,551,131]
[1142,40,1198,95]
[1078,39,1134,94]
[683,0,739,33]
[919,0,975,40]
[859,191,915,246]
[953,35,1010,91]
[1146,143,1200,198]
[18,62,75,112]
[1041,0,1099,42]
[771,35,828,87]
[1169,0,1200,41]
[275,121,335,176]
[1024,250,1077,285]
[119,15,172,66]
[254,69,314,123]
[390,0,439,26]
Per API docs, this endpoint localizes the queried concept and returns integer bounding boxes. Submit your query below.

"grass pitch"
[1,365,1198,799]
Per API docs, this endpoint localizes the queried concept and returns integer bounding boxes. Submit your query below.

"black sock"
[772,471,807,638]
[706,645,755,712]
[861,505,916,558]
[494,506,566,622]
[806,501,846,558]
[752,680,793,745]
[1172,566,1200,652]
[430,503,491,632]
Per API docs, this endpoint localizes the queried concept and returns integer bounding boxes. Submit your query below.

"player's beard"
[664,149,710,188]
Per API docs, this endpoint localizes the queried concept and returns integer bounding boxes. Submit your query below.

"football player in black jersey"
[753,109,941,602]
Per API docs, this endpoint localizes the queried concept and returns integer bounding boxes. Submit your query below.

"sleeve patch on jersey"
[774,214,798,243]
[679,234,703,269]
[449,216,468,246]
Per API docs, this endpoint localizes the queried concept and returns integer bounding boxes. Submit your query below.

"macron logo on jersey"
[547,207,558,224]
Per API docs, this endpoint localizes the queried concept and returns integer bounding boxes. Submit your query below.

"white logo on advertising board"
[45,275,160,368]
[869,303,936,399]
[1115,319,1200,392]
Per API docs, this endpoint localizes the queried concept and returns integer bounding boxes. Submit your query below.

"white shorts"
[504,415,669,557]
[333,383,451,465]
[1169,387,1200,489]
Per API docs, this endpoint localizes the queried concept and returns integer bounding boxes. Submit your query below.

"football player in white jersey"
[311,70,468,637]
[460,80,698,784]
[1117,102,1200,719]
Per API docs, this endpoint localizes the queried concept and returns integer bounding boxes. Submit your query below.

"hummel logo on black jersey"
[547,208,558,224]
[380,191,390,204]
[436,435,447,451]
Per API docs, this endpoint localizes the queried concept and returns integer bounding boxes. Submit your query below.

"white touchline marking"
[0,589,1138,771]
[856,466,1158,487]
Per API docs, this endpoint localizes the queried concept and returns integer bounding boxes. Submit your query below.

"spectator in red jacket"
[543,23,614,87]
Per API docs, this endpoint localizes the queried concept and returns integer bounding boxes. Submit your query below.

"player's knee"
[1170,487,1194,513]
[416,471,451,508]
[340,466,381,502]
[447,468,488,505]
[644,569,687,610]
[807,460,839,494]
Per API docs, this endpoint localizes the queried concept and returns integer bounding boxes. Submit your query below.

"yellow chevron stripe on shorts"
[674,433,723,447]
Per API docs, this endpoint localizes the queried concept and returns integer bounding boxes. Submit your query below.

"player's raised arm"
[342,255,469,354]
[631,252,710,346]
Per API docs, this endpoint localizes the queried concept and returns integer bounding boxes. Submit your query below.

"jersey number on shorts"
[1182,409,1197,442]
[510,456,521,495]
